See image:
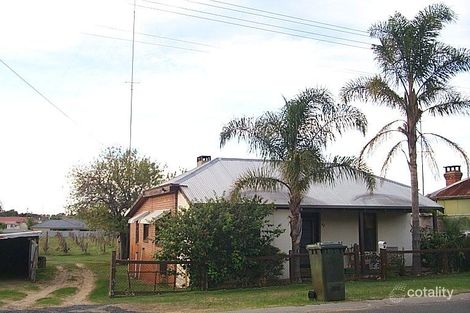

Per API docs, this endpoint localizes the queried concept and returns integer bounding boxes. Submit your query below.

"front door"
[300,213,320,268]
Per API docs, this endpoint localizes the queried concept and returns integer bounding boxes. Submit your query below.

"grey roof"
[167,158,441,211]
[32,219,88,230]
[0,231,42,240]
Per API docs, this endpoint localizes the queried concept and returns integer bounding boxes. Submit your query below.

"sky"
[1,0,469,214]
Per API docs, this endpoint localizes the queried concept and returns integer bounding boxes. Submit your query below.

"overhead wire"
[208,0,368,34]
[83,32,209,53]
[135,3,370,49]
[97,25,218,48]
[0,58,104,145]
[185,0,369,37]
[140,0,372,46]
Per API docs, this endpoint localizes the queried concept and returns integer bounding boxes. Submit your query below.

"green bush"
[154,196,285,289]
[420,217,470,272]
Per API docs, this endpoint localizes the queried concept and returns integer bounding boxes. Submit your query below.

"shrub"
[154,196,285,289]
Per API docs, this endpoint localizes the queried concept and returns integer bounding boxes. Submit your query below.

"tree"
[220,88,374,281]
[341,4,470,274]
[0,222,6,232]
[155,196,284,288]
[68,147,165,258]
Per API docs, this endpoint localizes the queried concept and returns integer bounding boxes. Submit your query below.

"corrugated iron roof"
[427,178,470,200]
[0,231,42,240]
[167,158,441,211]
[32,219,88,230]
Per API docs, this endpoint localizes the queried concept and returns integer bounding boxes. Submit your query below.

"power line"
[97,25,217,48]
[83,33,209,53]
[135,3,370,50]
[0,58,104,145]
[209,0,368,34]
[185,0,369,37]
[141,0,372,46]
[0,58,77,124]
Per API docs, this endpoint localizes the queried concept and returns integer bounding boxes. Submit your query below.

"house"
[0,231,41,280]
[0,217,28,232]
[126,156,442,280]
[428,165,470,219]
[32,218,88,232]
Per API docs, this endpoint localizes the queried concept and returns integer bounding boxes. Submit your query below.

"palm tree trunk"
[289,196,302,283]
[408,131,422,274]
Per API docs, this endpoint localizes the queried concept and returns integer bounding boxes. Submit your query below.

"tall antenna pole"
[420,120,425,195]
[129,0,137,151]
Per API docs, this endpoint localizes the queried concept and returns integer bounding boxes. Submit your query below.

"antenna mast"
[129,0,136,151]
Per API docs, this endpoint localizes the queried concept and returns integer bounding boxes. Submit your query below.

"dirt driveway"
[3,263,95,310]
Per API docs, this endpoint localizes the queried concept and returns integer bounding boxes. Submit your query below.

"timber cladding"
[129,193,178,265]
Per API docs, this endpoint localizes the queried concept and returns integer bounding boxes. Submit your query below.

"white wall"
[320,210,359,248]
[269,209,291,278]
[377,212,412,265]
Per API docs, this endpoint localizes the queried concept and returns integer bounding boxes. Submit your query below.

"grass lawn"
[3,234,470,312]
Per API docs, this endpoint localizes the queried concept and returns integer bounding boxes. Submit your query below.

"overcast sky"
[1,0,469,214]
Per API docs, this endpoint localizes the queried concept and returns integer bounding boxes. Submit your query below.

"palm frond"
[417,133,440,179]
[325,156,376,192]
[230,166,290,200]
[380,140,407,177]
[341,76,405,112]
[422,132,470,176]
[359,128,403,161]
[422,91,470,116]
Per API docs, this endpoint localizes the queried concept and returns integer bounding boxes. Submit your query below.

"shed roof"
[156,158,441,211]
[427,178,470,200]
[0,231,42,240]
[32,219,87,230]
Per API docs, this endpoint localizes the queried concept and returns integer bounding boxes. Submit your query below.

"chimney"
[197,155,211,167]
[443,165,462,186]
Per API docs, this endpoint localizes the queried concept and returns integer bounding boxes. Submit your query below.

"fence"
[109,251,194,296]
[109,247,470,296]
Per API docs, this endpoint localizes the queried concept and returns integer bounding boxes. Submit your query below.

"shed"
[0,231,41,281]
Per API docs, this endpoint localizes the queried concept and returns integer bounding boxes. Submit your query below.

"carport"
[0,231,41,281]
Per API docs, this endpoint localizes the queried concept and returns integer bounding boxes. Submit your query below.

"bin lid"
[306,242,346,250]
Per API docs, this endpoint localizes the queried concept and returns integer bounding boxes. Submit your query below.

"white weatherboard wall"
[377,212,412,265]
[320,210,359,248]
[269,209,291,278]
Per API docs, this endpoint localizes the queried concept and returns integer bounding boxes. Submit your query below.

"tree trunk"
[408,123,422,275]
[289,196,302,283]
[119,232,129,259]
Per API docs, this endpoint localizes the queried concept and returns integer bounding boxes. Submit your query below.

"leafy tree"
[0,222,6,232]
[26,217,34,230]
[154,196,284,289]
[220,88,374,281]
[0,209,19,217]
[341,4,470,273]
[68,147,165,258]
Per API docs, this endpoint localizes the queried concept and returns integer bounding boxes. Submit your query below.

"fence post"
[379,248,387,280]
[288,250,293,283]
[109,250,116,297]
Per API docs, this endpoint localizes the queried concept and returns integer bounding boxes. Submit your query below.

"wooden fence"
[109,247,470,296]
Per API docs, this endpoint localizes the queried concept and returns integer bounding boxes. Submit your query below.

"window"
[143,224,149,241]
[135,222,139,243]
[359,212,377,252]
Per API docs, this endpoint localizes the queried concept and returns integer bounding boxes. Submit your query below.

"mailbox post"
[307,242,346,301]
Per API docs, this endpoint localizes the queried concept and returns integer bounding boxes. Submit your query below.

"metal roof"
[32,219,88,230]
[167,158,441,211]
[0,231,42,240]
[427,178,470,200]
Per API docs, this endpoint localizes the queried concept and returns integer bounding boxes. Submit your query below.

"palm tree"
[220,88,375,281]
[341,4,470,274]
